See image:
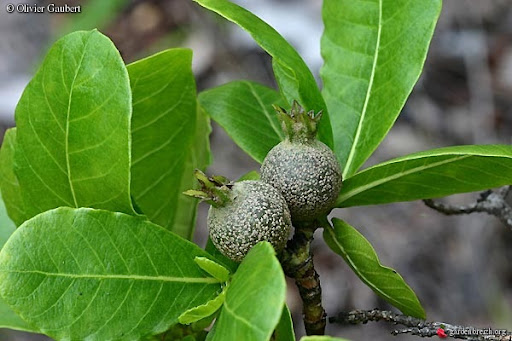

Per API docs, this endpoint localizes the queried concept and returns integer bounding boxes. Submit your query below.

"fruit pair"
[187,102,342,262]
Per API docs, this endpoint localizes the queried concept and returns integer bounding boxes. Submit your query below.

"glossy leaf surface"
[128,49,205,238]
[321,0,442,176]
[194,0,333,148]
[337,145,512,207]
[324,219,425,318]
[178,285,227,325]
[209,242,286,341]
[14,30,135,219]
[0,129,27,225]
[0,193,35,333]
[0,207,222,340]
[273,305,295,341]
[199,81,283,163]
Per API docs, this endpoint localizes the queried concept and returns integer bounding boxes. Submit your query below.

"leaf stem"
[279,220,326,335]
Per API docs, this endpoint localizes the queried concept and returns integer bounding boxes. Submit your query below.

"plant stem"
[280,221,326,335]
[424,186,512,231]
[330,309,512,340]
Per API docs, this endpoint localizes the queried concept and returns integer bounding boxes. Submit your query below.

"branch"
[330,309,512,340]
[423,186,512,230]
[279,221,326,335]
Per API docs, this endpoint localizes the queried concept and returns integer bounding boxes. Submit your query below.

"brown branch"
[279,221,326,335]
[423,186,512,230]
[330,309,512,340]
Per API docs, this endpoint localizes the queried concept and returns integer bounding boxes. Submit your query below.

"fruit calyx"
[274,100,322,144]
[183,169,232,208]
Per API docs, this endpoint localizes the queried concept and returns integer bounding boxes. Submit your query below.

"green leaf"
[205,238,239,273]
[205,321,217,341]
[208,242,286,341]
[324,219,425,318]
[194,257,230,282]
[0,191,37,333]
[321,0,442,177]
[178,284,227,324]
[238,170,260,182]
[337,145,512,207]
[0,129,27,226]
[0,191,16,249]
[301,337,351,341]
[0,207,222,340]
[0,299,37,333]
[199,81,284,164]
[161,317,213,341]
[194,0,333,149]
[273,305,295,341]
[172,105,212,239]
[128,49,206,238]
[13,30,135,220]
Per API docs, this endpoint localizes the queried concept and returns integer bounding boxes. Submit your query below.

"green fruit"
[261,102,342,221]
[185,172,291,262]
[208,180,291,262]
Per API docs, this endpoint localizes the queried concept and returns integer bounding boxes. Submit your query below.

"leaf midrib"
[325,226,411,308]
[1,270,222,284]
[343,0,382,178]
[337,155,471,206]
[222,300,266,335]
[245,82,284,140]
[65,34,92,208]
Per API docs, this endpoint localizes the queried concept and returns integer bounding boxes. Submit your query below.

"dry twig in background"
[330,309,512,340]
[424,186,512,230]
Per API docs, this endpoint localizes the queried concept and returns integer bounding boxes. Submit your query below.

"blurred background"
[1,0,512,340]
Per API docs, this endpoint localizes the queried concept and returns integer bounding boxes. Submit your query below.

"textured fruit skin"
[208,180,292,262]
[261,140,342,222]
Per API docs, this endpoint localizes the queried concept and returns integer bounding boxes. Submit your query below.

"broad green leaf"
[199,81,284,163]
[128,49,204,238]
[205,238,239,273]
[301,337,351,341]
[209,242,286,341]
[178,284,227,324]
[172,105,212,239]
[14,30,135,220]
[194,257,230,282]
[0,129,27,226]
[337,145,512,207]
[194,0,333,149]
[0,191,16,249]
[273,305,295,341]
[321,0,442,177]
[0,299,37,333]
[324,219,425,318]
[0,193,36,333]
[272,60,302,112]
[0,207,222,340]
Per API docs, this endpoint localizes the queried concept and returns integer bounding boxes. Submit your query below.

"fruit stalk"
[280,221,326,335]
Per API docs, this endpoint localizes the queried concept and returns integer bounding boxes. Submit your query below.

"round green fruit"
[208,180,291,262]
[261,102,342,222]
